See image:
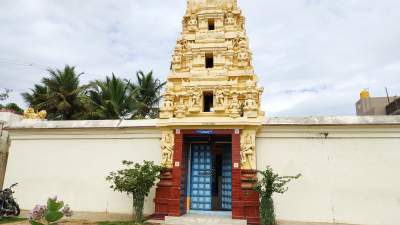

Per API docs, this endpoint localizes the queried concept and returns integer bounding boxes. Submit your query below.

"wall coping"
[264,115,400,126]
[4,115,400,130]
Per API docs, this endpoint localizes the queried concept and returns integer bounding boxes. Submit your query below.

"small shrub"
[106,161,162,224]
[28,196,72,225]
[254,166,301,225]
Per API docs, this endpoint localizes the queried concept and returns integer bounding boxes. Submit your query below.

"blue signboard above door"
[195,130,215,135]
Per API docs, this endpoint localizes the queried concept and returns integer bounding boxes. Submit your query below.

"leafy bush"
[28,196,72,225]
[254,166,301,225]
[106,161,162,224]
[2,103,23,114]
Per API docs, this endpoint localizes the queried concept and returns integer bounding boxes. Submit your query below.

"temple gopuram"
[155,0,263,223]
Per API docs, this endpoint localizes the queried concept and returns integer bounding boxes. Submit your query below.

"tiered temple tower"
[155,0,262,223]
[159,0,264,121]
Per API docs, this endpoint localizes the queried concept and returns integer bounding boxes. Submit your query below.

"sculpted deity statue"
[188,14,198,31]
[160,94,175,119]
[161,131,174,168]
[225,12,236,26]
[238,51,249,65]
[215,88,225,108]
[245,79,256,90]
[175,97,187,118]
[23,108,47,120]
[232,33,246,50]
[173,54,182,64]
[244,94,257,110]
[177,39,189,51]
[163,99,174,112]
[189,88,201,112]
[240,131,256,170]
[229,93,240,118]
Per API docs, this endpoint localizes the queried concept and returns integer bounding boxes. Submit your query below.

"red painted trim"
[154,128,260,224]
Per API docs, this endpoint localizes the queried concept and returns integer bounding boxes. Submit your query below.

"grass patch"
[98,221,156,225]
[0,217,26,224]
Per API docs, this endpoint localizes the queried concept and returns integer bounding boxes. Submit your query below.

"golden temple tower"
[159,0,264,122]
[155,1,262,223]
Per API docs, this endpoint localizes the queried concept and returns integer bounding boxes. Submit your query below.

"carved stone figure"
[173,55,182,64]
[225,12,235,26]
[160,87,175,119]
[164,100,174,111]
[244,94,257,110]
[238,51,249,65]
[161,131,174,168]
[245,79,256,90]
[229,93,240,118]
[188,15,198,31]
[189,88,201,112]
[214,87,226,112]
[177,39,189,51]
[23,108,47,120]
[240,131,256,170]
[243,93,258,118]
[175,97,187,118]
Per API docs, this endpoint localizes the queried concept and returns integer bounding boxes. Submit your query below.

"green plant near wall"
[254,166,301,225]
[106,161,163,224]
[28,196,72,225]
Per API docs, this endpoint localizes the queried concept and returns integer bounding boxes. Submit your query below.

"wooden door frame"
[172,129,240,216]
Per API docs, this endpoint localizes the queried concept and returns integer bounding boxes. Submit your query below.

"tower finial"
[187,0,237,11]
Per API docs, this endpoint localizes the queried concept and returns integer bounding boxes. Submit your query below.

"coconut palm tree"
[129,71,166,119]
[22,65,87,120]
[22,84,49,110]
[86,74,136,119]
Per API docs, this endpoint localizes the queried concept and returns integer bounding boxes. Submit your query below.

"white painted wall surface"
[4,128,161,215]
[257,126,400,225]
[4,117,400,225]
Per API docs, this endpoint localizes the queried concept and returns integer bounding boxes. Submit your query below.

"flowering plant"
[28,196,72,225]
[254,166,301,225]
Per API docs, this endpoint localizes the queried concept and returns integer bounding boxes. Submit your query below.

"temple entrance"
[185,134,232,212]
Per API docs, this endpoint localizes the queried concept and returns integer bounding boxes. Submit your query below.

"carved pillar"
[232,129,260,225]
[153,130,184,218]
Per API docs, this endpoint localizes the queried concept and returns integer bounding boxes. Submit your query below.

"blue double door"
[189,144,232,211]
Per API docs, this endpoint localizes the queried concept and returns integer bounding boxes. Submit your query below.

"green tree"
[21,65,87,120]
[86,74,136,119]
[106,161,162,224]
[254,166,301,225]
[0,89,24,114]
[0,89,11,101]
[3,103,23,114]
[22,84,49,111]
[129,71,165,119]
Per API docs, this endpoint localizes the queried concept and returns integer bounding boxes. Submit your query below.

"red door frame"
[153,129,259,224]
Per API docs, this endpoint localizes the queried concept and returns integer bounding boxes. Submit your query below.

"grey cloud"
[0,0,399,116]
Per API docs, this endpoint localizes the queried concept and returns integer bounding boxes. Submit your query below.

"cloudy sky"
[0,0,399,116]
